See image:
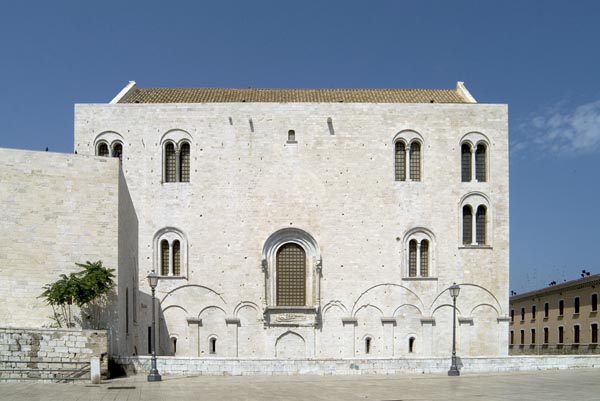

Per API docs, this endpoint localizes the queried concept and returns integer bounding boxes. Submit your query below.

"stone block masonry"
[0,327,107,381]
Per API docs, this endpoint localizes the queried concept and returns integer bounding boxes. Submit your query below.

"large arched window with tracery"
[276,243,306,306]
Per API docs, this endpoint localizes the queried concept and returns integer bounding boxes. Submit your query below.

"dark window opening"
[520,330,524,345]
[408,337,415,353]
[521,307,525,321]
[408,240,417,277]
[112,143,123,161]
[288,130,296,142]
[462,206,473,245]
[510,309,514,322]
[365,337,372,354]
[558,326,564,344]
[160,240,169,276]
[171,337,177,355]
[510,330,514,345]
[409,142,421,181]
[544,302,549,318]
[475,144,487,182]
[209,337,217,354]
[420,240,429,277]
[394,141,406,181]
[461,144,472,182]
[180,143,190,182]
[574,297,580,314]
[165,142,177,182]
[97,143,109,157]
[476,205,487,245]
[574,325,580,344]
[173,240,181,276]
[592,294,598,312]
[544,327,549,344]
[276,243,306,306]
[592,324,598,344]
[531,329,536,344]
[531,305,536,319]
[559,300,564,316]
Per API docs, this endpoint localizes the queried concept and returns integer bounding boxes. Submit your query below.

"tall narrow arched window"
[463,206,473,245]
[408,337,415,353]
[365,337,372,354]
[476,205,487,245]
[420,240,429,277]
[287,130,296,142]
[408,240,417,277]
[209,337,217,354]
[394,141,406,181]
[171,337,177,355]
[276,243,306,306]
[97,143,109,157]
[164,142,177,182]
[409,142,421,181]
[160,240,169,276]
[461,143,472,182]
[179,143,190,182]
[172,240,181,276]
[112,142,123,161]
[475,144,487,182]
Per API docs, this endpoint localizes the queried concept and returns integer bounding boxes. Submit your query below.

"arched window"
[160,240,169,276]
[420,240,429,277]
[409,142,421,181]
[164,142,177,182]
[171,337,177,355]
[475,144,487,182]
[172,240,181,276]
[112,142,123,161]
[97,143,109,157]
[460,193,491,247]
[179,143,190,182]
[393,131,423,183]
[408,337,415,353]
[154,228,187,278]
[394,141,406,181]
[408,240,417,277]
[461,143,472,182]
[476,205,487,245]
[287,130,296,142]
[404,229,434,278]
[276,243,306,306]
[460,133,490,183]
[462,206,473,245]
[209,337,217,354]
[365,337,372,354]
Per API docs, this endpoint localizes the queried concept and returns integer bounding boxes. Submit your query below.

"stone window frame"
[261,228,322,309]
[160,129,193,184]
[459,192,492,248]
[153,227,188,279]
[393,130,424,182]
[402,227,436,279]
[459,132,490,183]
[94,131,125,162]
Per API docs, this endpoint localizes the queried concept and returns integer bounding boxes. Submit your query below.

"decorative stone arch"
[459,192,492,247]
[402,227,436,278]
[153,227,188,278]
[393,129,424,182]
[275,330,306,358]
[261,228,322,308]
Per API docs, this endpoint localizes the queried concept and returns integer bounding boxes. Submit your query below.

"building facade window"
[592,323,598,344]
[393,131,423,182]
[521,307,525,321]
[574,325,580,344]
[544,327,549,344]
[574,297,580,314]
[559,300,564,316]
[276,243,306,306]
[94,132,125,162]
[593,294,598,312]
[510,330,514,345]
[544,302,549,318]
[558,326,564,344]
[154,228,188,278]
[161,129,193,183]
[365,337,372,354]
[531,328,536,344]
[510,309,514,322]
[520,330,524,345]
[97,142,109,157]
[460,193,491,247]
[287,130,296,142]
[408,337,415,353]
[261,228,321,309]
[459,133,490,182]
[209,337,217,354]
[404,229,435,278]
[531,305,536,320]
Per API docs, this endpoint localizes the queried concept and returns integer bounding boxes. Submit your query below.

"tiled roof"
[119,87,471,104]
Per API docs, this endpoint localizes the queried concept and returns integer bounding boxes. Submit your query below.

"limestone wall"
[74,101,509,359]
[0,327,107,380]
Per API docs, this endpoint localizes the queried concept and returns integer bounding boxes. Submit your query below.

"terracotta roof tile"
[120,87,471,104]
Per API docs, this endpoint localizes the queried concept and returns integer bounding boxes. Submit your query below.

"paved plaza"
[1,368,599,401]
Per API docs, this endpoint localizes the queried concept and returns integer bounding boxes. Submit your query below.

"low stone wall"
[114,354,600,377]
[0,327,108,381]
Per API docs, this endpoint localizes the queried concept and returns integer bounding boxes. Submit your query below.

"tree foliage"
[40,261,115,328]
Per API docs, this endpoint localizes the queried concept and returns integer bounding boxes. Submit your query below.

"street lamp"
[147,272,162,382]
[448,283,461,376]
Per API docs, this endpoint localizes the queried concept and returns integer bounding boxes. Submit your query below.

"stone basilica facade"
[0,82,509,362]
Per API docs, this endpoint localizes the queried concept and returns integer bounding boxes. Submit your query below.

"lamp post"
[448,283,461,376]
[147,272,161,382]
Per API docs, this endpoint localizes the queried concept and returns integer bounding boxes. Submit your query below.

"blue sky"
[0,1,598,293]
